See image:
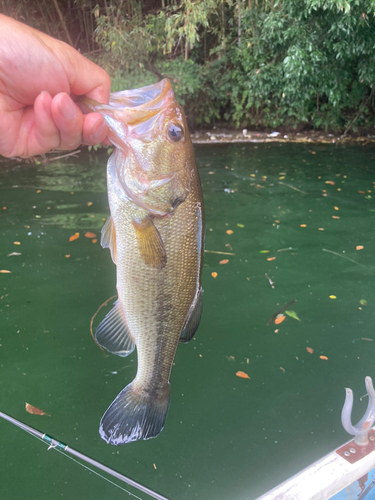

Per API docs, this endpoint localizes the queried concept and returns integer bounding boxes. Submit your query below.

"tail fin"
[99,382,171,445]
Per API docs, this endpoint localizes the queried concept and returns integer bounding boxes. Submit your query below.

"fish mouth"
[106,79,176,128]
[110,79,174,112]
[78,79,176,129]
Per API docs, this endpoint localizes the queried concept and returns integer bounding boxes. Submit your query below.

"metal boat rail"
[256,377,375,500]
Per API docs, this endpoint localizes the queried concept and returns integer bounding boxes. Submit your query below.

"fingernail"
[59,96,77,120]
[90,119,106,142]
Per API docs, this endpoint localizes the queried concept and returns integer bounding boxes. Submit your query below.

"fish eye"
[167,123,184,142]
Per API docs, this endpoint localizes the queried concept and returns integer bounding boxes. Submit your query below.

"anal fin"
[95,300,135,357]
[180,287,203,343]
[132,216,167,269]
[101,217,117,264]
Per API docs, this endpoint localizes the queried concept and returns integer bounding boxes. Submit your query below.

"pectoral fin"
[95,300,135,357]
[101,217,117,264]
[132,216,167,269]
[180,287,203,343]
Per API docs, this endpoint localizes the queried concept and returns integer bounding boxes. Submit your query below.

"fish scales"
[80,79,204,445]
[113,173,202,392]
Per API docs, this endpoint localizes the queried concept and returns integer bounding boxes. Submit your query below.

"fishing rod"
[0,411,170,500]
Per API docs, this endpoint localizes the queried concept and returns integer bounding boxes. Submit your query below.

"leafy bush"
[226,1,375,131]
[91,0,375,132]
[11,0,375,132]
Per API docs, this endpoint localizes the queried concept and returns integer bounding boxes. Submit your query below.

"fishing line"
[27,430,143,500]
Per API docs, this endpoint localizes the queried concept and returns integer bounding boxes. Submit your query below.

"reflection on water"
[1,144,375,500]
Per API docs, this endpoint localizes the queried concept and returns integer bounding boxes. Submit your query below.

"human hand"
[0,14,111,158]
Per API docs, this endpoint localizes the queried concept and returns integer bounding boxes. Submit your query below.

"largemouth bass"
[82,79,204,445]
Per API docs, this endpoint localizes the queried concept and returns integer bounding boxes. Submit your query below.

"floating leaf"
[320,355,328,360]
[360,299,367,306]
[325,181,335,185]
[285,310,301,321]
[306,347,314,354]
[236,371,250,379]
[300,224,307,228]
[0,270,11,274]
[92,239,98,244]
[356,245,364,251]
[7,252,21,257]
[329,295,337,299]
[211,272,217,278]
[65,255,70,258]
[260,250,270,253]
[219,259,229,265]
[87,202,93,207]
[226,230,233,235]
[274,315,286,325]
[267,257,276,261]
[85,232,97,239]
[333,206,339,211]
[25,403,50,416]
[13,241,21,245]
[237,224,244,228]
[332,216,340,219]
[69,232,80,242]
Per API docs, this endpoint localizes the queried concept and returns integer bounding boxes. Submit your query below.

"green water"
[1,143,375,500]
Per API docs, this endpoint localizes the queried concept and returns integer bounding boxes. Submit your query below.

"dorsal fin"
[101,217,117,264]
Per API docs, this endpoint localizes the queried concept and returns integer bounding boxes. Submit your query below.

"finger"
[64,50,111,104]
[3,91,61,157]
[33,91,61,153]
[50,92,83,150]
[82,113,108,146]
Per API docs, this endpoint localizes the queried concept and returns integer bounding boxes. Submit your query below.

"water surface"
[1,143,375,499]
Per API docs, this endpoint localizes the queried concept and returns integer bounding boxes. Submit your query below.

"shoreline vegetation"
[1,129,375,168]
[190,129,375,145]
[2,1,375,137]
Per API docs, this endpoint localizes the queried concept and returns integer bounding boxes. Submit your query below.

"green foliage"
[110,67,158,93]
[91,0,375,132]
[226,0,375,130]
[9,0,375,131]
[159,59,231,125]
